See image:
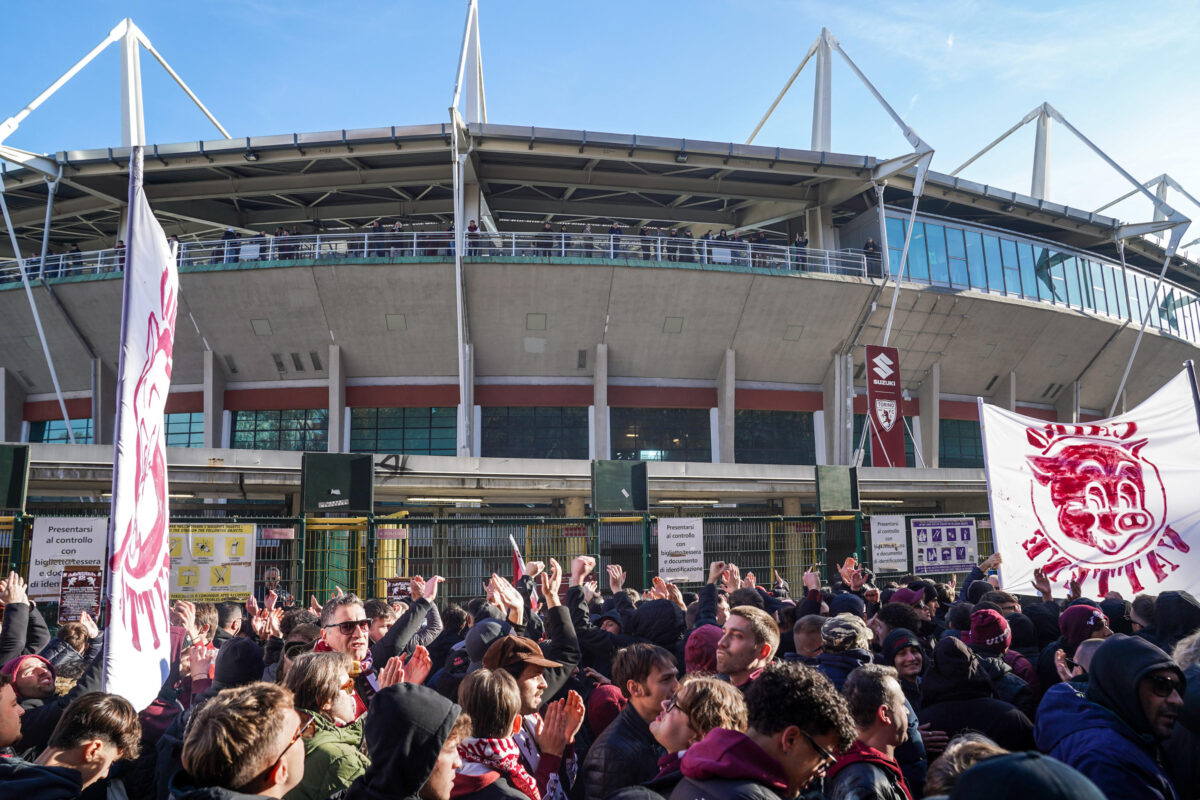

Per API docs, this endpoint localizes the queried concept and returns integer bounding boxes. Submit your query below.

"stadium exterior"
[0,13,1195,599]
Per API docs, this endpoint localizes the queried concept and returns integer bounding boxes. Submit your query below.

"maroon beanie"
[587,683,627,736]
[967,608,1011,652]
[0,654,56,694]
[685,624,723,673]
[889,587,925,607]
[1060,604,1109,652]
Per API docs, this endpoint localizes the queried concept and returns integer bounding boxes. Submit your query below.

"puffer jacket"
[815,649,872,692]
[285,713,369,800]
[825,741,912,800]
[578,704,663,800]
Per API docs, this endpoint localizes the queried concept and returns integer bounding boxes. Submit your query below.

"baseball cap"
[482,636,562,671]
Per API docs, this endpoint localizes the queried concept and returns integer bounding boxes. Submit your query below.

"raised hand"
[1067,577,1082,602]
[538,559,563,607]
[849,568,867,592]
[245,594,259,617]
[535,698,571,757]
[562,689,585,742]
[582,667,611,686]
[1032,567,1052,600]
[570,556,596,587]
[524,561,545,579]
[264,589,278,612]
[189,644,216,681]
[173,599,199,640]
[309,595,323,615]
[663,580,685,610]
[266,607,284,639]
[743,571,757,589]
[0,572,28,605]
[802,565,822,592]
[490,574,524,624]
[980,552,1002,573]
[79,610,100,639]
[404,645,433,685]
[419,575,445,602]
[251,612,270,640]
[707,560,727,585]
[607,564,626,594]
[378,656,406,689]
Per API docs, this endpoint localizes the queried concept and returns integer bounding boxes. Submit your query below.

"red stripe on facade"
[165,392,203,414]
[939,400,979,421]
[1016,406,1059,422]
[345,385,459,408]
[735,389,824,412]
[607,386,718,409]
[23,398,92,421]
[475,385,592,407]
[225,387,329,411]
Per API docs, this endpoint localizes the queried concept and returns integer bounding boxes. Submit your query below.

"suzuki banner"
[865,345,905,467]
[979,367,1200,599]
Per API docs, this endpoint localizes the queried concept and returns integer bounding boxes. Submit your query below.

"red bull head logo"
[1026,422,1167,567]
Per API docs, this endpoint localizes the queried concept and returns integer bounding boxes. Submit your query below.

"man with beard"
[825,665,913,800]
[716,606,778,691]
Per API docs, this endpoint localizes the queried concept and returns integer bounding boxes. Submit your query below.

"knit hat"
[212,637,264,688]
[965,579,992,604]
[821,613,871,652]
[967,609,1012,653]
[0,654,55,690]
[594,610,624,632]
[1005,612,1038,651]
[827,592,866,619]
[950,751,1105,799]
[881,628,923,667]
[587,683,628,736]
[1060,605,1109,653]
[889,587,925,607]
[685,624,723,673]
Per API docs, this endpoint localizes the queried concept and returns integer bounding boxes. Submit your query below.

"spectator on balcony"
[607,222,622,255]
[559,225,569,257]
[754,230,769,267]
[367,220,384,257]
[113,240,126,272]
[538,222,554,258]
[682,229,697,263]
[221,228,238,263]
[66,242,83,273]
[467,220,480,257]
[793,232,809,270]
[729,231,747,266]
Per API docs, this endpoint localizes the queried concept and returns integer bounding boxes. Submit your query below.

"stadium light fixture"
[243,150,259,162]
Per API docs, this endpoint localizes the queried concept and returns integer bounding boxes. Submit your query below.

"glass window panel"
[907,223,929,282]
[734,410,816,465]
[983,235,1005,292]
[999,239,1021,296]
[1113,267,1129,319]
[945,227,966,259]
[925,223,950,286]
[965,231,987,290]
[853,414,915,467]
[939,419,984,468]
[611,408,711,463]
[1088,261,1109,314]
[479,407,589,459]
[1018,243,1043,300]
[1064,256,1081,308]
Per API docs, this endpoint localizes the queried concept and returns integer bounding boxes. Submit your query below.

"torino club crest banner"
[102,146,178,711]
[979,367,1200,599]
[866,345,905,467]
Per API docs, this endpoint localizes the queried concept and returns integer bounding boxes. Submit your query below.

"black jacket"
[566,585,637,676]
[919,637,1035,753]
[0,602,50,667]
[969,647,1035,718]
[0,753,84,800]
[579,703,663,800]
[167,770,274,800]
[825,761,909,800]
[1139,591,1200,655]
[17,640,105,754]
[370,597,434,665]
[346,684,462,800]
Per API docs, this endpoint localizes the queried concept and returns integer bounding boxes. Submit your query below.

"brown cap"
[482,636,562,671]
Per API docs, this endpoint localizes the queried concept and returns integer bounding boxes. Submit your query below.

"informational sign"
[58,566,103,624]
[169,523,256,601]
[28,517,108,601]
[870,514,909,573]
[261,527,295,540]
[377,526,408,540]
[385,577,411,602]
[911,518,978,575]
[657,517,704,583]
[865,345,905,467]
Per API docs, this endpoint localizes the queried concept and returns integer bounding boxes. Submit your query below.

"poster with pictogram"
[168,523,256,600]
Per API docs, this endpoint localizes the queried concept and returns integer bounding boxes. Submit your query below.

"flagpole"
[1184,360,1200,434]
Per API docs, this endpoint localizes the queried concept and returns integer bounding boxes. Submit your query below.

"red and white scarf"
[458,735,541,800]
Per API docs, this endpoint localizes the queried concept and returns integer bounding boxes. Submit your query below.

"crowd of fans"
[1,549,1196,800]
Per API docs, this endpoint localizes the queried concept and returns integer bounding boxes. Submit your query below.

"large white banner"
[980,368,1200,599]
[28,517,108,600]
[102,147,178,711]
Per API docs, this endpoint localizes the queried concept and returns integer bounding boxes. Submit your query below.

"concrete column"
[90,358,117,445]
[328,344,345,453]
[463,180,481,231]
[917,362,940,468]
[593,343,609,460]
[992,371,1017,412]
[0,368,26,443]
[202,350,226,449]
[457,343,476,456]
[782,496,802,517]
[1056,380,1080,424]
[821,354,852,465]
[564,497,586,517]
[805,206,836,252]
[716,349,736,463]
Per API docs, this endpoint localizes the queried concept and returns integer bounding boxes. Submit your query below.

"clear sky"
[2,0,1197,233]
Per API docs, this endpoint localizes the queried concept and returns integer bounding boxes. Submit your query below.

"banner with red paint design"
[979,368,1200,599]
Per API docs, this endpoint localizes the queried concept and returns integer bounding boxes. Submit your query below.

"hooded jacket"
[167,770,275,800]
[1035,634,1183,800]
[815,648,873,692]
[670,728,789,800]
[285,713,369,800]
[1165,663,1200,800]
[1139,591,1200,655]
[918,637,1035,753]
[0,753,83,800]
[345,684,461,800]
[825,741,912,800]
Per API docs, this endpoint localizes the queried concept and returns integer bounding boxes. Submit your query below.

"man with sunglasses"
[171,682,310,799]
[1036,633,1185,800]
[319,594,378,705]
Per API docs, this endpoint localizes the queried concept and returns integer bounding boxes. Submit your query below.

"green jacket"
[286,713,369,800]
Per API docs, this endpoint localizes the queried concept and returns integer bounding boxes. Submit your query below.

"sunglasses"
[799,728,837,772]
[324,619,370,636]
[1065,658,1086,675]
[1149,674,1182,699]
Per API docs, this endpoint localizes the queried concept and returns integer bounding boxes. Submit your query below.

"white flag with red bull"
[102,146,178,710]
[979,367,1200,599]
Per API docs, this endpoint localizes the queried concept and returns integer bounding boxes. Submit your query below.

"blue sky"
[2,0,1197,231]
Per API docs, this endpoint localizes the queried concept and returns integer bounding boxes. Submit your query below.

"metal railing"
[0,230,871,283]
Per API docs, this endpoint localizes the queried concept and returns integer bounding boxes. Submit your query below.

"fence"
[0,230,870,284]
